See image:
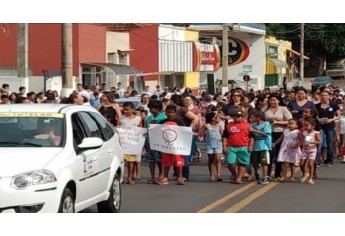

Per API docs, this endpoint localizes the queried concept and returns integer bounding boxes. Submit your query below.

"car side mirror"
[77,137,103,153]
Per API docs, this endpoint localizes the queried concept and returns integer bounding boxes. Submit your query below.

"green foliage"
[266,23,345,62]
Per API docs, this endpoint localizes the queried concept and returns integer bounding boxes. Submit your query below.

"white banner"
[116,127,147,155]
[148,124,193,155]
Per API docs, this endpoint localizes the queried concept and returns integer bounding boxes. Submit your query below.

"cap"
[231,108,244,117]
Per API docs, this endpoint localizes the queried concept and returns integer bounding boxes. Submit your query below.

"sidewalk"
[268,77,313,92]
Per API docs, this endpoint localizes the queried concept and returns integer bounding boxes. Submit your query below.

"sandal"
[159,177,169,185]
[177,177,185,185]
[146,179,156,184]
[277,177,285,182]
[234,181,244,184]
[216,177,223,182]
[127,180,136,184]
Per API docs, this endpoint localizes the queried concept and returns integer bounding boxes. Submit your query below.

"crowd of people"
[1,81,344,186]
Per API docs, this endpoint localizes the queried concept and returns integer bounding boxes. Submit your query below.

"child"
[120,102,142,184]
[199,111,223,181]
[300,118,321,184]
[144,100,167,184]
[273,119,303,182]
[159,105,186,185]
[222,107,252,184]
[299,108,320,178]
[133,108,148,180]
[249,110,272,185]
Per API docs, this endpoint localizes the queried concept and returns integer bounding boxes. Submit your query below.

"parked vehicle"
[115,97,141,108]
[311,76,333,91]
[325,63,345,79]
[0,104,124,213]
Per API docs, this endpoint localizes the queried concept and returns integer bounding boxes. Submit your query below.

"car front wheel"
[97,173,121,213]
[58,187,75,213]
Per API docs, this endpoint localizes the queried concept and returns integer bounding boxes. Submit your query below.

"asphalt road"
[82,155,345,213]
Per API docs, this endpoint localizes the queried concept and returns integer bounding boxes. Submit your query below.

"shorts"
[206,144,222,154]
[161,153,185,167]
[135,154,142,163]
[146,149,161,162]
[123,154,136,162]
[301,150,317,160]
[226,147,250,166]
[251,150,270,166]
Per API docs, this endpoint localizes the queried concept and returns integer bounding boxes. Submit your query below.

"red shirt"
[225,121,250,147]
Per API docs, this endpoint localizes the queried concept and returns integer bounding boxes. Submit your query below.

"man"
[0,94,9,104]
[153,84,163,97]
[282,76,288,91]
[0,83,11,95]
[18,86,26,97]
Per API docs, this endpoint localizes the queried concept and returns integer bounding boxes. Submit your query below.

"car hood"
[0,148,63,177]
[313,81,331,85]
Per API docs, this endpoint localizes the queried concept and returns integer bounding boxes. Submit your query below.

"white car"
[0,104,124,213]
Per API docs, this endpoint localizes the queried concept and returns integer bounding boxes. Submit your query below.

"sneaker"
[308,179,315,184]
[300,175,308,183]
[220,154,225,160]
[259,177,270,185]
[342,158,345,163]
[327,164,333,167]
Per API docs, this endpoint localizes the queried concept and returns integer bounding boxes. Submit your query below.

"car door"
[77,112,111,194]
[72,113,102,203]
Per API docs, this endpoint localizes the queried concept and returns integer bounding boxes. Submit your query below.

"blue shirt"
[287,100,316,120]
[251,121,272,151]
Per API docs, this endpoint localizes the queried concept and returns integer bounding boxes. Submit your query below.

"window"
[78,112,103,139]
[107,53,116,63]
[90,112,114,141]
[71,114,86,149]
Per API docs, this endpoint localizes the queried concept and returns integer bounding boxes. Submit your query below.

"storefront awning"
[287,48,310,60]
[81,62,140,75]
[269,59,289,68]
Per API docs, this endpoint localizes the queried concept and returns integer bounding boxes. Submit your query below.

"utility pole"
[222,23,229,94]
[61,23,74,98]
[299,23,304,87]
[17,23,28,87]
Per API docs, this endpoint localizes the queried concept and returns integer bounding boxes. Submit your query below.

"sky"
[1,0,343,23]
[1,0,343,234]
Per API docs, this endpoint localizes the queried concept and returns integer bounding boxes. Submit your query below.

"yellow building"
[265,36,291,86]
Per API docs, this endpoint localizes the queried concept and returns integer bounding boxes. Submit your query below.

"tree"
[266,23,345,75]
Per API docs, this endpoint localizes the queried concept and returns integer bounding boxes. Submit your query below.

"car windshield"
[327,64,344,70]
[0,113,64,147]
[314,77,330,83]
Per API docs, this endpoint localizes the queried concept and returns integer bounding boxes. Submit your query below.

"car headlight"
[11,170,57,190]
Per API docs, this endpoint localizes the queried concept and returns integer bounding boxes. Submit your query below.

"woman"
[198,92,212,117]
[67,92,84,105]
[287,87,316,120]
[254,94,269,112]
[316,91,341,167]
[264,94,293,178]
[9,92,18,104]
[223,90,252,119]
[184,95,202,161]
[136,93,151,116]
[170,94,200,180]
[96,92,122,127]
[210,92,224,106]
